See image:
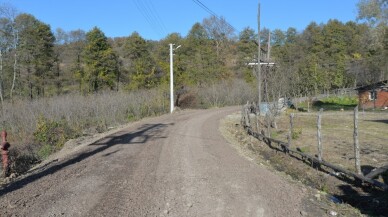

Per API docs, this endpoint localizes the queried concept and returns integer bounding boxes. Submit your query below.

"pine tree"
[82,27,118,92]
[124,32,157,89]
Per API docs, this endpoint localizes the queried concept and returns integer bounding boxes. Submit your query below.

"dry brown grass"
[0,88,170,174]
[266,110,388,175]
[0,89,169,145]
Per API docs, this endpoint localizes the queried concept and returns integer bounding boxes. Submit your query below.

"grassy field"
[270,110,388,174]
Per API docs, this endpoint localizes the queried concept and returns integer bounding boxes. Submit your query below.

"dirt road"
[0,107,312,216]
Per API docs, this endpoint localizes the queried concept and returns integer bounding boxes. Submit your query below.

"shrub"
[33,117,78,159]
[291,128,302,140]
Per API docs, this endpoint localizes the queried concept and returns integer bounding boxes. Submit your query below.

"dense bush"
[34,117,78,159]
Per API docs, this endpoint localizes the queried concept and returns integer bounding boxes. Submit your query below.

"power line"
[192,0,218,18]
[142,0,168,35]
[132,0,167,38]
[191,0,236,32]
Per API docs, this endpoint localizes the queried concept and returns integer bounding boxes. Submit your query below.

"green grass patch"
[313,96,358,111]
[291,128,302,139]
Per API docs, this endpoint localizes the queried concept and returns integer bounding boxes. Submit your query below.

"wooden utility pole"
[257,1,261,113]
[267,31,271,61]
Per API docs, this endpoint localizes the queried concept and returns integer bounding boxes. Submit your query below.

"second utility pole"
[169,44,174,113]
[257,1,262,113]
[169,44,181,113]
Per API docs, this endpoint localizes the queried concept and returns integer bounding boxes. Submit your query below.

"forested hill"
[0,0,386,100]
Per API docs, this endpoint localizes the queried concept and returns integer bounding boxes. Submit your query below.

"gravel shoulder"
[0,107,323,216]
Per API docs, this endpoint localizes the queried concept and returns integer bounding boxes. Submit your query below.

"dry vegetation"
[0,79,256,176]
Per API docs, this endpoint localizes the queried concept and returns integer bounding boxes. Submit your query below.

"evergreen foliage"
[82,27,118,92]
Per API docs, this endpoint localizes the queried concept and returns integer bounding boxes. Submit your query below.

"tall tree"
[357,0,387,27]
[16,13,55,98]
[236,27,257,83]
[82,27,118,92]
[180,23,220,85]
[124,32,157,89]
[357,0,388,82]
[202,16,235,81]
[0,4,18,100]
[202,16,234,59]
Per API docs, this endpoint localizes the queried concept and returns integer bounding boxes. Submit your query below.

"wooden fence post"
[317,108,323,161]
[266,113,271,138]
[245,106,251,128]
[256,114,260,133]
[241,106,245,126]
[288,113,294,147]
[354,106,362,175]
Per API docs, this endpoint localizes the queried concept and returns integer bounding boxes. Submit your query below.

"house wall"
[359,90,388,109]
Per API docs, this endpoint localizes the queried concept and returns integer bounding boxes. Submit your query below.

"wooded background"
[0,0,386,103]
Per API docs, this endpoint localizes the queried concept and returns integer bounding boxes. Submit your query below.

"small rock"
[328,210,337,216]
[163,210,169,215]
[300,211,307,216]
[314,193,321,201]
[328,195,341,204]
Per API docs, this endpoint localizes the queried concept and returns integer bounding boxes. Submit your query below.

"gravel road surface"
[0,107,310,216]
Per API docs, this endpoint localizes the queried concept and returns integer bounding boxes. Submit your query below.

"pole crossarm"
[247,62,276,66]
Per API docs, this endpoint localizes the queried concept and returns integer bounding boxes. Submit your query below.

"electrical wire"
[132,0,167,38]
[191,0,236,32]
[143,0,167,34]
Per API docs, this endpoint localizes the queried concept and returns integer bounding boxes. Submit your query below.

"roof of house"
[355,80,388,91]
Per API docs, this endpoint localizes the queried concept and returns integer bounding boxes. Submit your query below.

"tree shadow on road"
[0,123,171,197]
